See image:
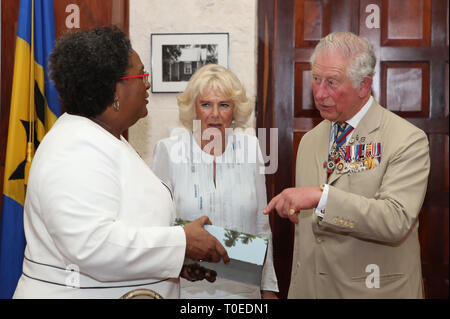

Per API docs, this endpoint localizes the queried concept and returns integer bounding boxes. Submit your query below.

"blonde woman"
[153,64,278,299]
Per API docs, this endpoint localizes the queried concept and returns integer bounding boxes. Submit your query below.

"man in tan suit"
[264,32,429,298]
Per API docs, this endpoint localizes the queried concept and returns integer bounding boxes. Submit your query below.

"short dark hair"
[49,26,132,117]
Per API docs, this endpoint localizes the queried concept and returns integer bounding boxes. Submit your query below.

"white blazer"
[14,113,186,299]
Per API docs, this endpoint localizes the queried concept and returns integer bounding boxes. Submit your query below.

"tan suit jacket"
[289,100,430,298]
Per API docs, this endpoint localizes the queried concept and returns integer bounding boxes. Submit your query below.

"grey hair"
[310,32,376,88]
[177,64,253,131]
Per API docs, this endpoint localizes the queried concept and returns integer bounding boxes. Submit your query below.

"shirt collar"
[333,95,373,129]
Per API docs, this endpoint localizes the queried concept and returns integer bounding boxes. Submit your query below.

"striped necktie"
[326,122,354,177]
[334,122,353,149]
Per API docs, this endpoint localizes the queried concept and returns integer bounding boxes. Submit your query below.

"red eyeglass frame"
[120,73,150,80]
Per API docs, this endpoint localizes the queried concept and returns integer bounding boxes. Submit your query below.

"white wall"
[128,0,258,167]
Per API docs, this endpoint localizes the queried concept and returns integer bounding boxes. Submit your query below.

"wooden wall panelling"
[271,0,296,299]
[53,0,129,37]
[444,135,449,277]
[295,0,330,48]
[381,0,431,46]
[258,0,297,299]
[381,0,443,46]
[381,61,430,117]
[330,0,361,34]
[422,130,450,298]
[360,0,383,101]
[54,0,110,37]
[257,0,274,132]
[294,63,319,117]
[446,63,449,118]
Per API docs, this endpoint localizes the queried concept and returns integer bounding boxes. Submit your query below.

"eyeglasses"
[120,70,150,84]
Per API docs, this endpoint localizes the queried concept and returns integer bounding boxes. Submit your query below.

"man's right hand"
[183,216,230,264]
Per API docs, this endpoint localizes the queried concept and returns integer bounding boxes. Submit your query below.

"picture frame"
[150,33,229,93]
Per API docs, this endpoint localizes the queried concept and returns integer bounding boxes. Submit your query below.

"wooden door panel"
[446,63,449,118]
[381,0,431,46]
[381,61,430,116]
[295,0,330,47]
[446,135,449,190]
[294,63,319,117]
[53,0,128,37]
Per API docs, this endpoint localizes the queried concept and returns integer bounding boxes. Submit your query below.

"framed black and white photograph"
[151,33,229,93]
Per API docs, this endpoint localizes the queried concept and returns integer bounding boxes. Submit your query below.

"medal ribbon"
[327,122,354,178]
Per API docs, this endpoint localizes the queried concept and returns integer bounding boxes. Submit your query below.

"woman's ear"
[115,80,124,100]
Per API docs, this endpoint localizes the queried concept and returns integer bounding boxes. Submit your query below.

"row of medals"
[325,139,379,175]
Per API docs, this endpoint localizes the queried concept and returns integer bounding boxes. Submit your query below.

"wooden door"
[0,0,129,213]
[257,0,449,298]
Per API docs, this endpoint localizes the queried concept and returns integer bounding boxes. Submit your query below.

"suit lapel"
[317,121,332,184]
[327,100,383,185]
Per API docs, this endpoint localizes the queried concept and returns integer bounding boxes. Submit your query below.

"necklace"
[89,116,120,139]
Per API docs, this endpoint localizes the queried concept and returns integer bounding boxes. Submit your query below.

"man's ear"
[358,76,372,98]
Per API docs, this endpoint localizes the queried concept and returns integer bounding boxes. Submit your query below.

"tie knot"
[334,122,353,142]
[337,122,348,131]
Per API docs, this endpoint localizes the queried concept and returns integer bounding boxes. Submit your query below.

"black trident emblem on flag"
[8,81,45,181]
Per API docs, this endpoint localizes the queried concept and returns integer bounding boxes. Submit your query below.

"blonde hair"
[177,64,253,131]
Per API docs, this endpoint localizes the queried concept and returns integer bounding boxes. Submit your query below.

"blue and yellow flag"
[0,0,60,298]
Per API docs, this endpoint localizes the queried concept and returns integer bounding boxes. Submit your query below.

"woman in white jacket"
[13,27,228,299]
